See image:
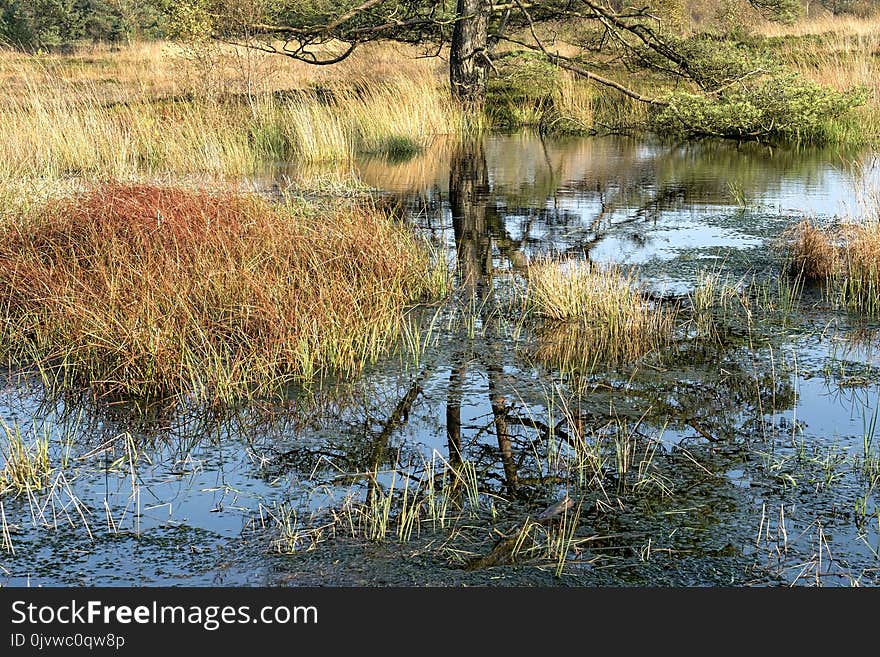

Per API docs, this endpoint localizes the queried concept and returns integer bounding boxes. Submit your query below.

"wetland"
[3,133,879,586]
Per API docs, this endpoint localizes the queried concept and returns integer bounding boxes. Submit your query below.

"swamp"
[1,0,880,587]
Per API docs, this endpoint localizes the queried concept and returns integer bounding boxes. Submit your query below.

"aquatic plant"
[0,421,52,497]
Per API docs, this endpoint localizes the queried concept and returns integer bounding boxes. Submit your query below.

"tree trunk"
[450,0,490,106]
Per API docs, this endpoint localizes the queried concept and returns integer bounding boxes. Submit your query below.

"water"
[2,134,880,586]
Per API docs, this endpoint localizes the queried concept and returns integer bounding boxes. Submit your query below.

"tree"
[161,0,867,144]
[0,0,165,48]
[168,1,806,108]
[0,0,81,47]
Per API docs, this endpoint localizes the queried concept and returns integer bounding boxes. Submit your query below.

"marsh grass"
[261,502,336,554]
[344,455,483,544]
[0,47,462,179]
[526,258,676,369]
[264,452,484,553]
[0,419,93,553]
[862,402,880,489]
[542,75,598,135]
[682,266,801,346]
[838,221,880,316]
[784,219,839,282]
[688,268,746,342]
[785,217,880,316]
[0,421,53,496]
[508,500,584,577]
[0,184,447,401]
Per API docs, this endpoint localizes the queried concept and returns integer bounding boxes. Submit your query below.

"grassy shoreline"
[0,48,466,180]
[0,12,878,187]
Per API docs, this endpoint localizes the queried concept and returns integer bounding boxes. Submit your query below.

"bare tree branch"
[506,0,667,105]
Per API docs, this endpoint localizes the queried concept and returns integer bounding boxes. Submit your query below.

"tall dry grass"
[0,40,447,105]
[784,219,840,281]
[757,15,880,39]
[0,184,447,400]
[0,42,463,180]
[839,220,880,316]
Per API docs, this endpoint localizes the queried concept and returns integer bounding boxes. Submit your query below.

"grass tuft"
[0,421,53,497]
[784,217,880,316]
[526,258,676,368]
[784,218,839,281]
[0,184,447,401]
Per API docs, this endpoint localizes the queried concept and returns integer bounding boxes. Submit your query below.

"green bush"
[631,33,780,92]
[651,73,868,144]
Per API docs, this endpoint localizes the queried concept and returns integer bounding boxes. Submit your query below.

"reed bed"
[526,258,676,368]
[0,184,447,400]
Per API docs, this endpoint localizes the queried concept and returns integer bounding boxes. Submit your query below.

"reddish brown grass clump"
[784,219,839,281]
[0,184,445,399]
[784,217,880,315]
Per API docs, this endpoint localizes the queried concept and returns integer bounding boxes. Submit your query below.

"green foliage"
[747,0,802,23]
[162,0,454,45]
[652,73,868,143]
[159,0,215,42]
[271,0,363,28]
[672,35,780,90]
[113,1,166,40]
[266,1,456,43]
[1,0,78,47]
[627,26,788,93]
[0,0,166,48]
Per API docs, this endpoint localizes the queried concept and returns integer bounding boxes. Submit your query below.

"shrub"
[652,73,868,143]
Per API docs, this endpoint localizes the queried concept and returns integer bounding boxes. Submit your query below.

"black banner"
[0,586,870,653]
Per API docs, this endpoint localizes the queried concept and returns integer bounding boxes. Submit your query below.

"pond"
[2,134,879,586]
